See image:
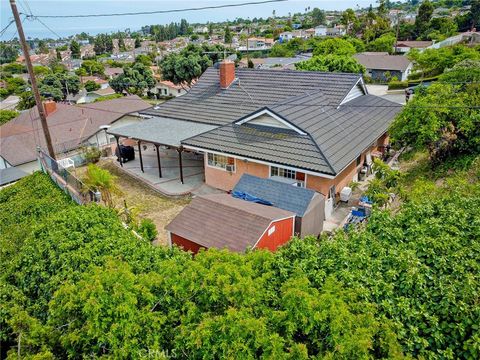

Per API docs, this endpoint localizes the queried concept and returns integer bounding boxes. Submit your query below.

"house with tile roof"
[0,96,151,173]
[109,61,401,216]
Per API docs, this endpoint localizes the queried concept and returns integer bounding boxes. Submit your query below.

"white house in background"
[279,32,293,42]
[194,25,208,34]
[0,96,151,173]
[326,25,346,37]
[314,25,327,37]
[156,80,189,97]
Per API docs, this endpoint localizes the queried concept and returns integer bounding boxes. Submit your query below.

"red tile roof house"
[109,61,401,218]
[0,96,151,173]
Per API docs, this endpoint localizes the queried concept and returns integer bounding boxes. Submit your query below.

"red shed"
[165,194,295,254]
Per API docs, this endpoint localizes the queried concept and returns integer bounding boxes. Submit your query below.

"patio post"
[178,146,184,184]
[155,144,162,178]
[115,136,122,167]
[137,140,144,173]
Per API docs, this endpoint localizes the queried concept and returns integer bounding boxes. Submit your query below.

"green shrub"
[82,146,101,163]
[136,218,158,241]
[387,80,408,90]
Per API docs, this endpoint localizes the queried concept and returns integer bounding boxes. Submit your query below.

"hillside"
[1,153,479,358]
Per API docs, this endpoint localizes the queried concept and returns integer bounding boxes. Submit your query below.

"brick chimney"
[43,100,57,117]
[219,60,235,89]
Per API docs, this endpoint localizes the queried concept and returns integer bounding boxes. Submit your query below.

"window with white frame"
[207,153,235,171]
[270,166,296,179]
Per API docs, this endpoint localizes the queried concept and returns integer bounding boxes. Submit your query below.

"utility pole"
[10,0,56,159]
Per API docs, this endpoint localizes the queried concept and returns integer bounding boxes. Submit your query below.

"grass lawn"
[74,159,190,246]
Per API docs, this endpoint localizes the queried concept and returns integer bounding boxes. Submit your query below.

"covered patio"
[107,116,217,196]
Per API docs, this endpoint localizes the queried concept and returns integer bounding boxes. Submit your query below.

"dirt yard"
[75,159,190,246]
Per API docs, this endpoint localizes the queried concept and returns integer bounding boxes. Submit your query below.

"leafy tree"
[313,38,357,56]
[33,65,51,76]
[439,59,480,83]
[39,73,80,100]
[366,33,396,53]
[1,62,25,74]
[134,36,141,49]
[296,55,365,73]
[93,33,113,55]
[415,0,434,36]
[84,79,100,92]
[390,83,480,163]
[224,25,232,47]
[17,91,36,110]
[408,45,480,78]
[70,40,81,59]
[160,53,209,87]
[470,0,480,29]
[311,7,326,26]
[345,37,366,52]
[134,54,153,66]
[109,62,155,95]
[2,164,480,358]
[0,44,19,64]
[0,109,19,125]
[2,77,27,96]
[36,40,49,54]
[78,59,105,76]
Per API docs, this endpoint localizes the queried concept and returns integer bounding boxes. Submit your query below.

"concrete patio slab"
[115,146,205,197]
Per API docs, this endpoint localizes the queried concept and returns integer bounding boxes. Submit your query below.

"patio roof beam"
[155,144,162,178]
[138,140,144,173]
[115,136,123,167]
[178,147,184,184]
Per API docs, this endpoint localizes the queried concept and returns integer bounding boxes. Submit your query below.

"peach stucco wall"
[204,157,269,191]
[203,142,381,196]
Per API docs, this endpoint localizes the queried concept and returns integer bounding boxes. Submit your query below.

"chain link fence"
[37,147,96,205]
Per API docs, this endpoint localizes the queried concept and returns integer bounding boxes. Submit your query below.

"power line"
[33,17,62,39]
[22,0,287,19]
[0,19,16,37]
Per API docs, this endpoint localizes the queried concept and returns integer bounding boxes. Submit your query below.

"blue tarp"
[231,191,274,206]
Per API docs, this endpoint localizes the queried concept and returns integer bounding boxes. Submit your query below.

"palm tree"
[82,164,121,208]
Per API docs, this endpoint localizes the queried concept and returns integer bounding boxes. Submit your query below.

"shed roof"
[233,174,321,217]
[165,193,294,252]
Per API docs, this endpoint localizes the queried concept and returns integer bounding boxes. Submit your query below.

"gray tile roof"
[184,122,333,174]
[233,174,320,217]
[142,67,361,126]
[184,93,401,175]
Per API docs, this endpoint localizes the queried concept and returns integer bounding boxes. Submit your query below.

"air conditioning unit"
[225,164,235,172]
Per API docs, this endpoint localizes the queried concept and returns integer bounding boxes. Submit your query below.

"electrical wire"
[22,0,287,19]
[0,20,16,37]
[33,17,62,39]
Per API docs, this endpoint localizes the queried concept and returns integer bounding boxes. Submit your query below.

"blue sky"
[1,0,380,39]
